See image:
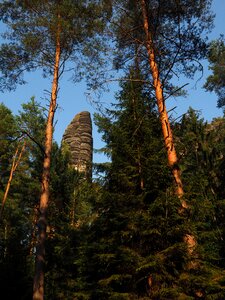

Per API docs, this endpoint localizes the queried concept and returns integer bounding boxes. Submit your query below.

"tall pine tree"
[0,1,111,298]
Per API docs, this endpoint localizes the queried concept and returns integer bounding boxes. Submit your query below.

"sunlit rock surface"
[62,111,93,179]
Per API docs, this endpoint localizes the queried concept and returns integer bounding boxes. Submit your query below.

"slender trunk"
[140,0,185,202]
[33,22,61,300]
[133,52,144,191]
[137,144,144,190]
[0,141,26,220]
[130,81,144,191]
[4,223,8,257]
[70,189,76,227]
[29,205,39,256]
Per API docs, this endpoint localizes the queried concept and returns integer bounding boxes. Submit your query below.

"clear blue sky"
[0,0,224,164]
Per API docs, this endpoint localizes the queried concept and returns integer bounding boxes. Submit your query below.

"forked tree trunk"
[0,141,26,220]
[33,21,61,300]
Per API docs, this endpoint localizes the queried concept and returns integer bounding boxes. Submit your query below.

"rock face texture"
[62,111,93,179]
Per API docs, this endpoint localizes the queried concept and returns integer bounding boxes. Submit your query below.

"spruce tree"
[76,75,225,298]
[174,109,225,298]
[75,70,192,299]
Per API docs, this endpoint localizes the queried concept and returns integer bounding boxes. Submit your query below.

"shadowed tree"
[0,1,111,299]
[204,36,225,109]
[0,103,17,190]
[0,140,26,219]
[0,99,47,299]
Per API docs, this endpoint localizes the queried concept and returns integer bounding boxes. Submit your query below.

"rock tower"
[62,111,93,179]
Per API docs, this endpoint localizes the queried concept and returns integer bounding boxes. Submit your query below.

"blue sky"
[0,0,224,164]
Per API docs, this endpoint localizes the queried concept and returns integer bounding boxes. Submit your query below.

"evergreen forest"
[0,1,225,299]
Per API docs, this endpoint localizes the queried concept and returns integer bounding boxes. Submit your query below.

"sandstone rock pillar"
[62,111,93,180]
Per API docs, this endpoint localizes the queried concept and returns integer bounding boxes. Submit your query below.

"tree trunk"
[0,141,26,220]
[29,205,39,256]
[33,21,61,300]
[140,0,185,202]
[140,0,197,274]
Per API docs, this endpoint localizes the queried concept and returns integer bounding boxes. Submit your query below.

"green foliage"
[204,36,225,109]
[173,108,225,296]
[1,2,225,299]
[112,0,214,96]
[73,73,225,299]
[0,103,17,188]
[74,71,195,299]
[0,99,47,299]
[1,90,225,299]
[95,70,171,195]
[0,0,111,91]
[174,108,225,200]
[0,2,112,297]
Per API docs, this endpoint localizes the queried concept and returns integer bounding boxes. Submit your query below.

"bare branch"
[21,130,45,155]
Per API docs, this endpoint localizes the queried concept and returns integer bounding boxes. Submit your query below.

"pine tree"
[204,36,225,109]
[0,1,111,298]
[109,0,214,270]
[111,0,214,198]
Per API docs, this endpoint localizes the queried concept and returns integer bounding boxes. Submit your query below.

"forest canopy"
[0,1,225,299]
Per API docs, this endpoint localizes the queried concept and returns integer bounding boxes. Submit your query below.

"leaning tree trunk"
[0,141,26,220]
[140,0,197,273]
[33,22,61,300]
[140,0,185,202]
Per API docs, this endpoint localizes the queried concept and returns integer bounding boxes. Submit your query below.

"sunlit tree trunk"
[33,19,61,300]
[140,0,185,202]
[0,141,26,220]
[140,0,197,274]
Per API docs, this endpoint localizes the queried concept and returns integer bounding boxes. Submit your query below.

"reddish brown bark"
[140,0,197,272]
[140,0,185,202]
[0,141,26,220]
[33,19,61,300]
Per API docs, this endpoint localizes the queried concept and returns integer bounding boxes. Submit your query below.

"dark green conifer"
[74,70,192,299]
[0,99,47,299]
[204,37,225,109]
